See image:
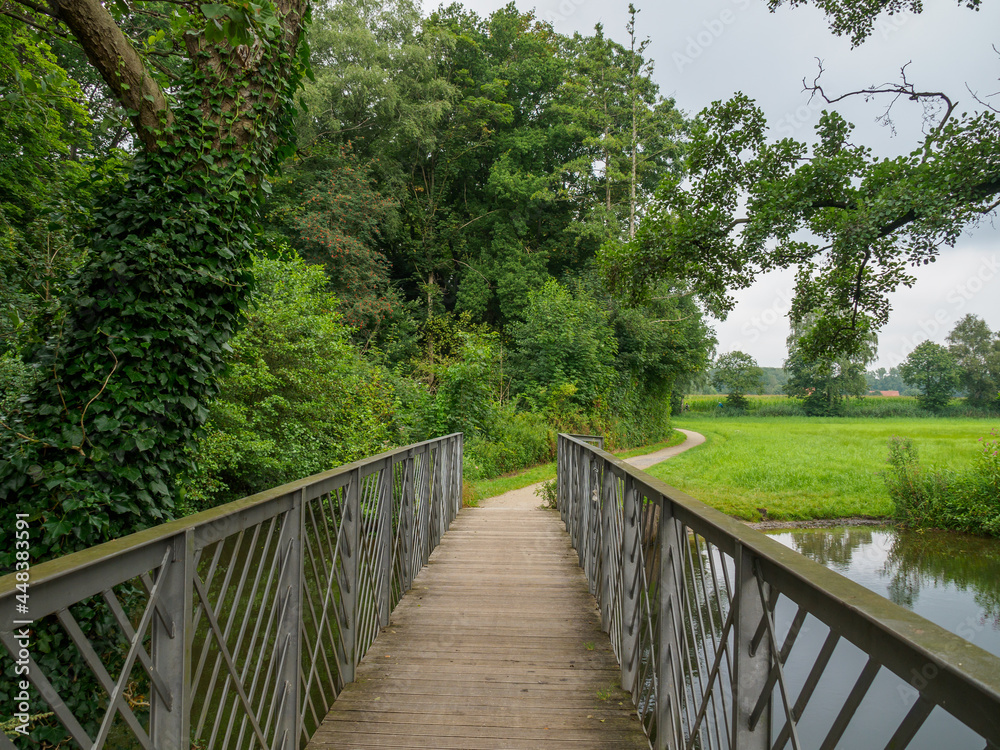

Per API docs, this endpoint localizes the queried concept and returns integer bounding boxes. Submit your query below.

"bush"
[181,253,396,512]
[0,351,33,417]
[884,433,1000,536]
[463,407,554,481]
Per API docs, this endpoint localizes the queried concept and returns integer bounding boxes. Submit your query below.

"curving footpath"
[484,428,705,509]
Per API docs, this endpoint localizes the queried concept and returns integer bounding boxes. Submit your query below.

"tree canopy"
[602,1,999,366]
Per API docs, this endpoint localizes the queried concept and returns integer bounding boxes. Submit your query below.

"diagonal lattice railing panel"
[557,433,1000,750]
[0,433,462,750]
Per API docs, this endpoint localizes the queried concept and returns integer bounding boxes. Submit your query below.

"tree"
[712,351,763,409]
[510,279,617,414]
[767,0,984,48]
[0,0,309,565]
[899,340,959,412]
[784,318,871,415]
[183,254,396,511]
[946,313,1000,408]
[602,3,999,364]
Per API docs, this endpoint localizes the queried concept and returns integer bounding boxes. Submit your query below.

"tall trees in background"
[279,0,687,333]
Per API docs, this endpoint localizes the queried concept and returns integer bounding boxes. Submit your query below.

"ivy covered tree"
[0,0,310,566]
[602,2,999,365]
[899,340,959,412]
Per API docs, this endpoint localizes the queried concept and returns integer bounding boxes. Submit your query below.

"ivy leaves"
[0,0,309,573]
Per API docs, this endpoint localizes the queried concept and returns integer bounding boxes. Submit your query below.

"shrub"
[181,253,396,512]
[884,433,1000,536]
[463,407,554,481]
[0,351,33,417]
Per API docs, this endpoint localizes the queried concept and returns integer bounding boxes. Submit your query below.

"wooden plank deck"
[306,484,651,750]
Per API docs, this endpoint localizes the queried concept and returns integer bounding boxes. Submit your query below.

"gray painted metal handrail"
[557,433,1000,750]
[0,433,463,749]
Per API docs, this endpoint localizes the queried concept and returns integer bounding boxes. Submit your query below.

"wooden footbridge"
[2,432,1000,750]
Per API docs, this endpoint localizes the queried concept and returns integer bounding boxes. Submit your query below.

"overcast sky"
[455,0,1000,367]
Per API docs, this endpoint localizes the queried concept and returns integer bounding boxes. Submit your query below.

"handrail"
[0,433,463,749]
[557,433,1000,749]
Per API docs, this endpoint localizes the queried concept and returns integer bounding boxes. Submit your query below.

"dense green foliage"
[181,254,396,511]
[711,351,762,409]
[899,341,960,412]
[784,319,870,416]
[885,431,1000,536]
[946,313,1000,408]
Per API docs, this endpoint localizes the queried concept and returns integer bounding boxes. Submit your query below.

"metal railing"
[557,433,1000,750]
[0,433,462,749]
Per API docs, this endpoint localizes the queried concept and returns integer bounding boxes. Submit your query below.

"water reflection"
[768,526,1000,657]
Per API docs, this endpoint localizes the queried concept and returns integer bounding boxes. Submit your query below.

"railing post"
[657,498,685,750]
[557,436,566,522]
[420,445,433,566]
[577,453,590,570]
[733,542,770,749]
[599,466,615,634]
[621,476,641,697]
[456,433,463,518]
[433,442,444,547]
[586,460,600,596]
[377,461,393,628]
[341,470,361,684]
[400,454,414,592]
[150,529,192,748]
[275,489,304,749]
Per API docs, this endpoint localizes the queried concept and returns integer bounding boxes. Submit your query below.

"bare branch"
[804,59,957,150]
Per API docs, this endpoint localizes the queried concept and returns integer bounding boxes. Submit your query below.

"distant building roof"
[879,390,900,397]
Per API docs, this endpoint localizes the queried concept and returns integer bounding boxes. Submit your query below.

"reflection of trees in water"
[884,530,1000,627]
[787,527,875,569]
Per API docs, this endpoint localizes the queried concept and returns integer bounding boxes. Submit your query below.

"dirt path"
[481,429,705,510]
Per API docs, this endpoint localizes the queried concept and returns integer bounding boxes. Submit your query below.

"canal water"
[766,526,1000,659]
[762,526,1000,747]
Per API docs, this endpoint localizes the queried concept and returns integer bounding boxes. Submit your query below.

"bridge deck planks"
[305,495,650,750]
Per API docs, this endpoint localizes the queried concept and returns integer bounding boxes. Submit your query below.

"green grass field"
[647,416,995,521]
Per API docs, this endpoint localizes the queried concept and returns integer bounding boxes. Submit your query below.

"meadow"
[648,415,994,521]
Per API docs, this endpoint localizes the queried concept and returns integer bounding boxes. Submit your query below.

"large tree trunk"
[0,0,309,563]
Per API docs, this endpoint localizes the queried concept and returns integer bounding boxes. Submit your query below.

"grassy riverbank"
[647,417,992,521]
